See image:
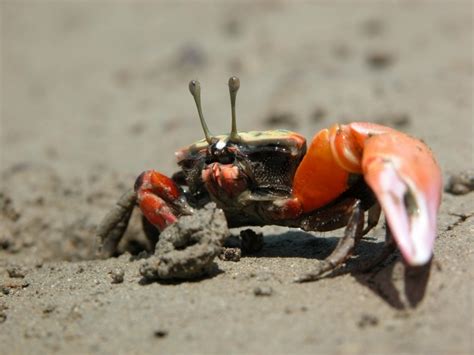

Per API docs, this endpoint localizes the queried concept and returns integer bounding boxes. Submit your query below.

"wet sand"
[1,2,473,354]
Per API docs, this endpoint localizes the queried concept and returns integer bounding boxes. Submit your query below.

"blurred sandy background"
[1,1,473,354]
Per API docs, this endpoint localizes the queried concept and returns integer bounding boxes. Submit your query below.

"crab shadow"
[348,260,432,309]
[253,230,432,309]
[138,266,224,286]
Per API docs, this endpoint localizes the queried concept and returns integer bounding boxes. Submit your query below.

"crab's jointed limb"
[97,170,193,257]
[135,170,193,231]
[97,188,137,257]
[293,122,442,268]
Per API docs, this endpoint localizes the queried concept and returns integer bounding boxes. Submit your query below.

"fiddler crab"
[98,76,442,282]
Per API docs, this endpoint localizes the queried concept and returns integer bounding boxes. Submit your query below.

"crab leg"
[296,199,365,282]
[97,170,193,257]
[97,188,137,257]
[135,170,193,231]
[330,122,442,265]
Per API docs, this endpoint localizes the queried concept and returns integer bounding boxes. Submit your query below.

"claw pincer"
[134,170,188,231]
[294,122,442,266]
[350,123,442,265]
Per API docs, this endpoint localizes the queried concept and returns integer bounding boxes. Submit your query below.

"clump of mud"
[445,170,474,195]
[139,203,229,281]
[0,163,143,264]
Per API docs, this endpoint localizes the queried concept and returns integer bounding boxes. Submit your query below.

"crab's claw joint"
[355,124,442,265]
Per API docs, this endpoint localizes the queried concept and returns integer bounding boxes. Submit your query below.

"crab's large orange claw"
[335,123,442,266]
[293,122,442,266]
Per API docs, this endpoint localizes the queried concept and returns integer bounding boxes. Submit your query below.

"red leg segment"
[135,170,191,231]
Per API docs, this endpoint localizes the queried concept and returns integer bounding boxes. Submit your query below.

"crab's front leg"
[98,170,193,257]
[134,170,193,231]
[291,122,442,279]
[97,188,137,257]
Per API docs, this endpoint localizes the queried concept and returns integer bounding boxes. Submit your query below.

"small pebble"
[366,51,394,69]
[43,304,57,314]
[240,229,264,254]
[445,171,474,195]
[109,268,124,284]
[153,328,169,338]
[253,285,273,297]
[357,314,379,328]
[0,237,12,250]
[7,265,27,278]
[219,248,241,262]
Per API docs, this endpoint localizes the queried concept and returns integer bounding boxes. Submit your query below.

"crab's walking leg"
[363,203,382,236]
[97,189,137,257]
[295,199,365,282]
[135,170,193,231]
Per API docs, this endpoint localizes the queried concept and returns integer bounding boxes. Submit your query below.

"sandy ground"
[1,1,473,354]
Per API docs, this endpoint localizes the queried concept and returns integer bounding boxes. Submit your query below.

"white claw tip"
[366,162,437,267]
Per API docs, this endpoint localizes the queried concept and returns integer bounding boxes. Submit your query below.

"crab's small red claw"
[135,170,191,231]
[336,123,442,266]
[202,163,248,199]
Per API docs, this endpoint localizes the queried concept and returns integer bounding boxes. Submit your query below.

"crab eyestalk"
[189,80,213,144]
[228,76,240,142]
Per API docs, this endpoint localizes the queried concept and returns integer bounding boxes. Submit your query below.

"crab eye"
[188,79,213,144]
[228,76,241,142]
[228,76,240,92]
[188,80,199,94]
[215,140,226,150]
[205,142,236,165]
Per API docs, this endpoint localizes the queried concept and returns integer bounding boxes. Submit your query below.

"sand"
[1,2,473,354]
